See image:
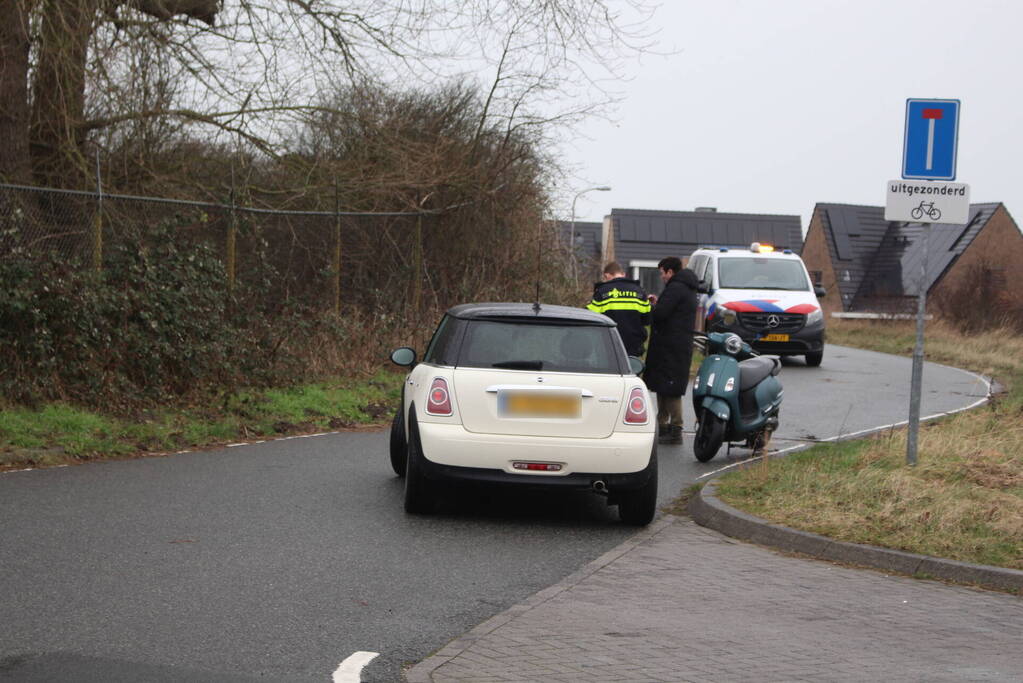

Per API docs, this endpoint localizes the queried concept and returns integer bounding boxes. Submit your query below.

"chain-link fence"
[1,179,587,406]
[0,182,430,314]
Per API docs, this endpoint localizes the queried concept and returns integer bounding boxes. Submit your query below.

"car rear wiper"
[491,360,544,370]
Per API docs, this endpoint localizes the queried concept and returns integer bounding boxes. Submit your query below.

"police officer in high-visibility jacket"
[586,261,652,357]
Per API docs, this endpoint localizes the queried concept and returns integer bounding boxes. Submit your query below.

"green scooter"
[691,331,783,462]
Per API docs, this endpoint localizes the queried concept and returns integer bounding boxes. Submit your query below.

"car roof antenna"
[533,217,542,314]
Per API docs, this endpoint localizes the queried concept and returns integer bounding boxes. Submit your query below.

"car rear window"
[423,314,463,366]
[717,257,810,291]
[457,320,620,374]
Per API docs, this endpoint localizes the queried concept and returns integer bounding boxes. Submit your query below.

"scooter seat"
[738,356,781,391]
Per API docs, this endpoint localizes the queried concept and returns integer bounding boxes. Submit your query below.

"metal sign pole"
[905,222,932,466]
[93,149,103,272]
[892,97,965,466]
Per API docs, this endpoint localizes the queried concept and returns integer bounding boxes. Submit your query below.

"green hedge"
[1,219,326,408]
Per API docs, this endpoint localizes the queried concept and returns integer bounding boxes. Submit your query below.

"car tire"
[403,411,433,514]
[805,349,824,367]
[618,450,658,526]
[389,410,407,477]
[694,409,726,463]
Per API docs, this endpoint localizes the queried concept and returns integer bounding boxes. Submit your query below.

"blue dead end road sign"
[902,98,960,181]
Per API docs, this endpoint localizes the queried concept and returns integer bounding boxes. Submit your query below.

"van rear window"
[457,321,620,374]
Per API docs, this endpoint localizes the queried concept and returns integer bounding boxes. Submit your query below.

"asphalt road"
[0,346,990,682]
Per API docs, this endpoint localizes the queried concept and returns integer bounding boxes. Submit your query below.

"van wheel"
[389,410,407,477]
[805,349,823,367]
[618,452,658,526]
[404,413,433,514]
[694,410,725,462]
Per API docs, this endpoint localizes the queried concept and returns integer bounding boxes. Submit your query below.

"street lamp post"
[569,185,611,281]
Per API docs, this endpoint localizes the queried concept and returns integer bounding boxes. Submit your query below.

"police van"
[687,243,826,367]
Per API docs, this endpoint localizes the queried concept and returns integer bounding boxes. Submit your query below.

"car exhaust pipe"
[592,480,608,495]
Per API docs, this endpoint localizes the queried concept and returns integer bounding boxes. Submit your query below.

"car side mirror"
[814,285,826,298]
[390,347,417,367]
[697,280,711,294]
[627,356,645,375]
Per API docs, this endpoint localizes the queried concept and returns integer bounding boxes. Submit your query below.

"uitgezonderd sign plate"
[884,179,970,224]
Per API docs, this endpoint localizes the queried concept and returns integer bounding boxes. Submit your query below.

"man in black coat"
[586,261,651,357]
[643,256,699,445]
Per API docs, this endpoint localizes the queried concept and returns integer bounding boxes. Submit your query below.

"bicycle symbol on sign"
[910,201,941,221]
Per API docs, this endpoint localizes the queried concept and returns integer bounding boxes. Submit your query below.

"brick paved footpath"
[405,515,1023,682]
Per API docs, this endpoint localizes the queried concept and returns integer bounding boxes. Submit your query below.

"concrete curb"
[403,513,680,682]
[689,479,1023,593]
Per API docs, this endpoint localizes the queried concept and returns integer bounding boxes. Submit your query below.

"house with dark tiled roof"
[802,202,1022,314]
[561,208,803,295]
[559,219,603,265]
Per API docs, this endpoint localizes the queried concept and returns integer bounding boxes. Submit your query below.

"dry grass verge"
[715,317,1023,571]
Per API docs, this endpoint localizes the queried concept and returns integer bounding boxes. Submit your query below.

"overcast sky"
[561,0,1020,234]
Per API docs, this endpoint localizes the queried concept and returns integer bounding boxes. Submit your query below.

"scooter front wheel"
[694,409,726,462]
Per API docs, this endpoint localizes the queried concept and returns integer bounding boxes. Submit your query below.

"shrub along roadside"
[0,370,404,472]
[714,318,1023,572]
[0,218,325,408]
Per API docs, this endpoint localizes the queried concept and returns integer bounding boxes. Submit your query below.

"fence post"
[92,150,103,272]
[413,209,423,314]
[334,181,342,315]
[227,188,237,293]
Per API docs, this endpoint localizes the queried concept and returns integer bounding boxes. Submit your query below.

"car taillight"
[624,387,648,424]
[426,377,453,416]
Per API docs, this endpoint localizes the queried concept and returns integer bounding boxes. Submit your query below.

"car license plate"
[761,333,789,342]
[500,392,580,418]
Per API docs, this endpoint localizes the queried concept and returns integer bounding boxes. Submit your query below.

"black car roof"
[446,302,615,326]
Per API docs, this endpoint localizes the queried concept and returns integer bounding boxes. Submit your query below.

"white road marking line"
[696,445,802,480]
[332,651,379,682]
[0,428,350,475]
[228,431,342,449]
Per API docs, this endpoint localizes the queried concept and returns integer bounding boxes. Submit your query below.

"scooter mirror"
[724,334,744,355]
[627,356,645,375]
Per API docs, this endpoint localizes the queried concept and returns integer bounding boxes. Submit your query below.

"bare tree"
[0,1,34,184]
[0,1,655,189]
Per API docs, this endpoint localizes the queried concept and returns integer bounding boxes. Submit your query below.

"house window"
[629,260,663,296]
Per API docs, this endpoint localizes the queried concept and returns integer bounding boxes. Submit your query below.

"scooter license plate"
[761,333,789,342]
[499,392,580,418]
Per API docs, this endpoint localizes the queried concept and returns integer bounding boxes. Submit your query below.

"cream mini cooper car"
[389,303,658,525]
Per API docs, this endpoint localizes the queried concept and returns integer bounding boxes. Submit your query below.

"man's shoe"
[658,425,683,445]
[669,425,683,444]
[657,425,672,444]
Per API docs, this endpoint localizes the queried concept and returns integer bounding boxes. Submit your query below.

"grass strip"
[716,318,1023,571]
[0,370,404,471]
